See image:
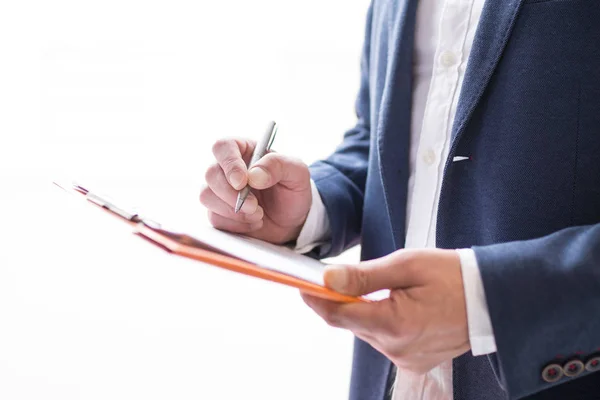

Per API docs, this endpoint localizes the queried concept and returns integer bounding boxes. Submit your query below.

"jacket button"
[585,356,600,372]
[563,359,585,377]
[542,364,564,383]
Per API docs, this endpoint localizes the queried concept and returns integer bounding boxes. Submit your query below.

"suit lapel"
[377,0,526,249]
[372,2,527,399]
[447,0,527,392]
[449,0,526,149]
[367,1,421,398]
[377,0,419,250]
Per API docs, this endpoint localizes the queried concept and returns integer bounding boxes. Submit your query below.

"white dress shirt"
[296,0,497,399]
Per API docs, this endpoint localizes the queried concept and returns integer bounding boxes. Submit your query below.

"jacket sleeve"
[308,3,373,259]
[473,224,600,399]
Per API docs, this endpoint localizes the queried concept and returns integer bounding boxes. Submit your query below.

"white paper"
[167,223,326,286]
[54,180,327,286]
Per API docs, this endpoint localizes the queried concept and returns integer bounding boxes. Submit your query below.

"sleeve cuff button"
[563,360,585,377]
[586,356,600,372]
[542,364,564,383]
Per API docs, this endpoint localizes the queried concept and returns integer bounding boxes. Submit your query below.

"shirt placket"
[404,0,472,250]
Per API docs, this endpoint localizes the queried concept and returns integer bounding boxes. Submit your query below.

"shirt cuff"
[293,180,332,254]
[457,248,497,356]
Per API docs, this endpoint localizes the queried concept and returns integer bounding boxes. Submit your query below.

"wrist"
[292,180,331,253]
[285,217,309,245]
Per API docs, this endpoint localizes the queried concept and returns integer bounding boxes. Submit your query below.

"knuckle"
[354,268,370,293]
[288,155,308,170]
[199,185,212,205]
[297,162,310,181]
[254,154,276,174]
[265,152,283,164]
[284,154,307,169]
[221,156,243,173]
[204,164,220,183]
[400,250,419,271]
[207,211,219,227]
[243,206,263,222]
[211,138,231,156]
[267,153,286,170]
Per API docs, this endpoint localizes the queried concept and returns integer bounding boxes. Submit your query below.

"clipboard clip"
[67,182,161,228]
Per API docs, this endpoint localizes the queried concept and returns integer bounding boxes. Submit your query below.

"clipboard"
[53,181,366,303]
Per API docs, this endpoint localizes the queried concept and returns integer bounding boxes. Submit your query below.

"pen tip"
[234,199,243,214]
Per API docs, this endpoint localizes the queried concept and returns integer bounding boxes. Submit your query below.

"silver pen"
[234,121,278,213]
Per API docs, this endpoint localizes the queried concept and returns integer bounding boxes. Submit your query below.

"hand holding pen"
[235,121,278,213]
[200,121,314,244]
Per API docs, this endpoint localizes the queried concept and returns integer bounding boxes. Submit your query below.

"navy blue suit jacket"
[308,1,600,399]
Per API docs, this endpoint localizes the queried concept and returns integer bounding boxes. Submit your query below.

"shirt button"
[440,51,457,67]
[422,149,436,166]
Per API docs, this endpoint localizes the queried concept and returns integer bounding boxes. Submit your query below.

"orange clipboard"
[53,181,366,304]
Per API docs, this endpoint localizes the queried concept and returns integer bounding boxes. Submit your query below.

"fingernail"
[324,266,348,292]
[248,167,269,187]
[240,195,258,214]
[229,170,245,189]
[249,220,263,231]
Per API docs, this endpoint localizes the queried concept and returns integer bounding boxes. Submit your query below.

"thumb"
[248,153,310,191]
[324,253,419,296]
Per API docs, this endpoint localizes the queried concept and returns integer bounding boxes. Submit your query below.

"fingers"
[207,211,264,234]
[323,252,422,296]
[203,163,258,212]
[210,137,310,193]
[200,186,264,223]
[247,153,310,191]
[212,138,256,190]
[300,292,397,335]
[324,264,394,297]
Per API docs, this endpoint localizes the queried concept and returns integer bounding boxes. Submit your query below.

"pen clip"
[266,123,278,151]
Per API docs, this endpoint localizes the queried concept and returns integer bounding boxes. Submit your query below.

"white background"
[0,0,370,399]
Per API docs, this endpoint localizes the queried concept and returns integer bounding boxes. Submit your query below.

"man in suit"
[200,0,600,398]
